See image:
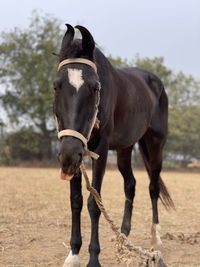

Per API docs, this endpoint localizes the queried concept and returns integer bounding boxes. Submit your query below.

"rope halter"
[55,58,100,160]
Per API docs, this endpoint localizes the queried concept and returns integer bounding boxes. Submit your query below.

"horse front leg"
[63,170,83,267]
[87,142,108,267]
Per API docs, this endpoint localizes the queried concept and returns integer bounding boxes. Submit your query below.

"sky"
[0,0,199,78]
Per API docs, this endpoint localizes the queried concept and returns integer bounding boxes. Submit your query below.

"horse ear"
[75,25,95,58]
[60,24,75,58]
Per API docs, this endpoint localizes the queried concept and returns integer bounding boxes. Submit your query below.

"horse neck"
[93,49,117,129]
[94,48,116,74]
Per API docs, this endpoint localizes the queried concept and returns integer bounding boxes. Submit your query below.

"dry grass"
[0,167,200,267]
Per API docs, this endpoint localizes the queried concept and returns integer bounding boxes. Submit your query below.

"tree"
[166,105,200,165]
[0,11,61,158]
[108,55,129,68]
[166,72,200,106]
[5,127,44,163]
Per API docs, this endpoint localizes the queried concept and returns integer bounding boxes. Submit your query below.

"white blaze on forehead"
[67,68,84,91]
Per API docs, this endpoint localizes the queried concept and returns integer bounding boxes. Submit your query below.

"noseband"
[55,58,100,160]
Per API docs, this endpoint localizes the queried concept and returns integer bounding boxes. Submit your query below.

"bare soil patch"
[0,167,200,266]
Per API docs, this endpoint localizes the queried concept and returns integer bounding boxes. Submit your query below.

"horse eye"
[88,81,100,93]
[53,82,57,91]
[53,79,61,91]
[94,82,101,92]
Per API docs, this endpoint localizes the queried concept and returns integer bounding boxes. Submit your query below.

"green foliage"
[167,72,200,106]
[166,105,200,163]
[0,11,61,159]
[108,55,130,67]
[6,127,44,162]
[0,11,61,132]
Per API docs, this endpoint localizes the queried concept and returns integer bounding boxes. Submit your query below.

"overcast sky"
[0,0,199,78]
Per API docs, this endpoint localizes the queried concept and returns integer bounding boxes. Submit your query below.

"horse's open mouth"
[59,168,74,181]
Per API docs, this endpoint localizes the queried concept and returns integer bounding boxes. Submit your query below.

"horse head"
[53,24,100,180]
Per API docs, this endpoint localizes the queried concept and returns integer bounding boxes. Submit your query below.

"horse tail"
[159,177,175,210]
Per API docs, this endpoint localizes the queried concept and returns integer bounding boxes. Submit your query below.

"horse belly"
[109,113,150,150]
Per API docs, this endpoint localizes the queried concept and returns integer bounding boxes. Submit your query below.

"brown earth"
[0,167,200,267]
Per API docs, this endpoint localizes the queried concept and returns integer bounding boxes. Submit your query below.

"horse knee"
[126,178,136,190]
[118,160,132,177]
[87,195,101,218]
[124,178,136,199]
[71,194,83,212]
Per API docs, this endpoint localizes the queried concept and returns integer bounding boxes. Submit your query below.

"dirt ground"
[0,166,200,267]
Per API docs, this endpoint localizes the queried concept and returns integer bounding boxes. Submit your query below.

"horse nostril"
[78,152,83,163]
[57,151,82,167]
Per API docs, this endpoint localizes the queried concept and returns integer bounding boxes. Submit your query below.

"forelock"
[60,39,82,60]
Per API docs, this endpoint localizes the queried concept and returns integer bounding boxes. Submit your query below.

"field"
[0,167,200,267]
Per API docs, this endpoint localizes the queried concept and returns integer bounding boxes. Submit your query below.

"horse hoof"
[63,251,80,267]
[87,264,101,267]
[158,258,167,267]
[86,259,101,267]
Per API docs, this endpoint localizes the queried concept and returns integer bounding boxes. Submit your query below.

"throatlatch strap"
[58,58,97,73]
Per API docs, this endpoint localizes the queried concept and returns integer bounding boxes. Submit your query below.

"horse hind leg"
[139,133,173,249]
[117,146,136,236]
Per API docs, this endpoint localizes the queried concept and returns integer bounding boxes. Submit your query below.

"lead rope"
[80,162,167,267]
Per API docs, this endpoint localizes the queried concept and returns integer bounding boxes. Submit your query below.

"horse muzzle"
[58,137,83,181]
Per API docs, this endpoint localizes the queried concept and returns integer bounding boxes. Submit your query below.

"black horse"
[53,24,174,267]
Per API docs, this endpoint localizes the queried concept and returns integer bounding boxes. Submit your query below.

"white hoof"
[63,251,81,267]
[151,224,162,248]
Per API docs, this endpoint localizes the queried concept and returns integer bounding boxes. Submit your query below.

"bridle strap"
[58,58,97,73]
[56,58,100,161]
[58,129,99,160]
[86,93,100,140]
[58,129,87,148]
